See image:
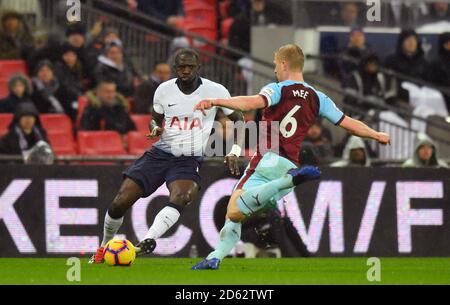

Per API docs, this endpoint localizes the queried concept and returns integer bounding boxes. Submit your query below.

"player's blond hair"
[275,44,305,72]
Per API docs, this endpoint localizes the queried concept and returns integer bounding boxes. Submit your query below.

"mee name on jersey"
[258,80,345,166]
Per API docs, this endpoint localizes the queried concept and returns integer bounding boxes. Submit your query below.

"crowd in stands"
[0,1,448,168]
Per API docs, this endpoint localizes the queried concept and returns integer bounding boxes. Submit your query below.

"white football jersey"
[152,78,233,156]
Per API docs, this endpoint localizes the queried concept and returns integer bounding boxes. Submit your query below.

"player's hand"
[224,154,240,176]
[194,99,215,116]
[146,126,163,139]
[376,132,390,145]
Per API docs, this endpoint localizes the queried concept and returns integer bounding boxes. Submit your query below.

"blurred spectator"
[1,0,44,27]
[251,0,291,26]
[87,26,121,66]
[64,22,96,80]
[301,120,334,165]
[94,40,137,97]
[80,79,136,135]
[331,136,371,167]
[54,43,85,99]
[0,73,33,113]
[228,0,251,17]
[425,32,450,110]
[137,0,184,27]
[31,60,78,120]
[384,29,428,103]
[402,133,448,168]
[340,2,359,26]
[339,27,371,83]
[133,63,171,114]
[425,2,450,23]
[0,102,50,158]
[227,12,251,60]
[344,54,397,112]
[0,10,34,60]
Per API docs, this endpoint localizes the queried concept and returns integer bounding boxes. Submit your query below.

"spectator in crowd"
[31,60,78,120]
[80,79,136,136]
[331,135,371,167]
[339,27,371,83]
[0,10,34,60]
[426,32,450,110]
[402,133,448,168]
[94,40,137,97]
[137,0,184,27]
[227,12,251,60]
[384,29,428,103]
[0,102,50,158]
[251,0,292,26]
[301,120,334,165]
[344,53,397,112]
[54,43,85,99]
[133,62,171,114]
[424,2,450,23]
[0,73,33,113]
[64,22,95,78]
[87,26,121,66]
[337,2,365,26]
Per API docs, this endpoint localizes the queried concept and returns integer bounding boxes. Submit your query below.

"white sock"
[101,212,124,246]
[144,206,181,240]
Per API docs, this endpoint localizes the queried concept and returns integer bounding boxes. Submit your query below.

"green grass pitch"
[1,258,449,285]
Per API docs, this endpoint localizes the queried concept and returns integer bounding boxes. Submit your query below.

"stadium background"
[0,0,449,259]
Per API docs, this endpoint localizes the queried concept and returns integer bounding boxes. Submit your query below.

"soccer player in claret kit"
[89,48,244,263]
[192,44,391,269]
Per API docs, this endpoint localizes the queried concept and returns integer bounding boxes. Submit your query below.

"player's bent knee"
[170,192,194,206]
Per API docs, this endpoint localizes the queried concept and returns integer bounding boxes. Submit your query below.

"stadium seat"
[77,131,126,155]
[130,114,152,133]
[219,0,230,18]
[0,60,28,80]
[221,18,234,39]
[47,132,77,155]
[0,113,13,137]
[76,95,89,129]
[127,131,158,155]
[183,0,216,12]
[0,79,9,98]
[40,114,73,136]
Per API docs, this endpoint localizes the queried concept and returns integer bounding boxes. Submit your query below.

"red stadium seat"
[127,131,158,155]
[219,0,230,18]
[0,113,13,137]
[76,95,89,129]
[183,0,216,12]
[0,60,28,80]
[77,131,126,155]
[40,114,73,135]
[221,18,234,39]
[47,132,77,155]
[130,114,152,133]
[0,78,9,98]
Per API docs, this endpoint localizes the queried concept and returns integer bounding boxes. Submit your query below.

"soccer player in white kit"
[89,48,244,263]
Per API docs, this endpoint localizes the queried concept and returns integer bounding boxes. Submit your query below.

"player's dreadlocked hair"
[173,48,200,64]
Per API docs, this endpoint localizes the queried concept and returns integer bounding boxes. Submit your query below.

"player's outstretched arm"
[339,115,391,145]
[194,95,266,115]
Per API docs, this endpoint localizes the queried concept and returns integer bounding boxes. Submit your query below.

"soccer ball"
[103,239,136,266]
